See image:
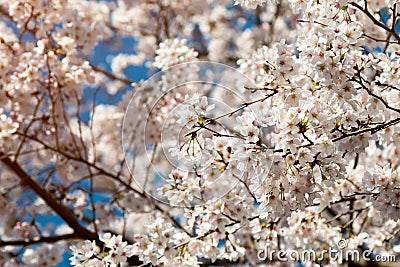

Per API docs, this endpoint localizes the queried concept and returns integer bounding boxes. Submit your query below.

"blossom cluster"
[70,233,135,267]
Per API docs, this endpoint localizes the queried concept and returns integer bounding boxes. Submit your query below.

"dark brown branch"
[89,64,136,87]
[0,233,77,247]
[350,2,400,43]
[8,132,191,235]
[331,117,400,141]
[0,152,97,241]
[350,75,400,113]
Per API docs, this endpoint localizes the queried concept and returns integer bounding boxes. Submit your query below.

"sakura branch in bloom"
[122,61,271,208]
[0,0,400,267]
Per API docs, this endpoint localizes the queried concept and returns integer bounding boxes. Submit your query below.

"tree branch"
[89,64,136,87]
[350,2,400,43]
[0,152,97,241]
[0,234,77,247]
